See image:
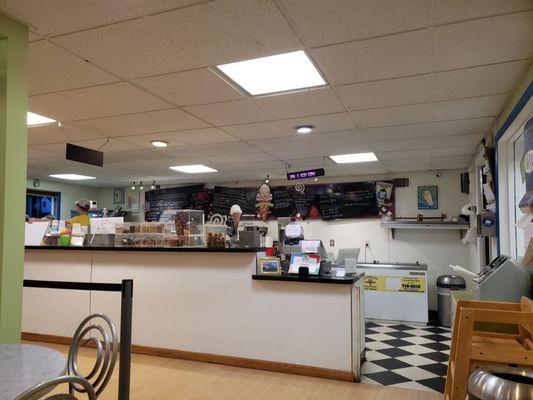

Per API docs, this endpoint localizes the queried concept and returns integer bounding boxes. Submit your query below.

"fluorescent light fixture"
[329,152,378,164]
[170,164,218,174]
[49,174,96,180]
[217,50,326,95]
[151,140,168,148]
[296,125,314,134]
[27,112,56,126]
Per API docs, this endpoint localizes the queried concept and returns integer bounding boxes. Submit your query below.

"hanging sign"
[287,168,325,180]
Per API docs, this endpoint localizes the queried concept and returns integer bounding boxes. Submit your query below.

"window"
[26,189,61,220]
[497,97,532,261]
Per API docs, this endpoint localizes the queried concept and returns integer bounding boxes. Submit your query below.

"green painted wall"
[0,14,28,342]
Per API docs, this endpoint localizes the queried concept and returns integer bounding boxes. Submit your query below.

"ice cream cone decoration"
[256,183,273,221]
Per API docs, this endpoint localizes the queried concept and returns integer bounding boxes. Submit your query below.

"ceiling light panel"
[49,174,96,180]
[329,152,378,164]
[169,165,218,173]
[217,50,326,96]
[27,112,56,126]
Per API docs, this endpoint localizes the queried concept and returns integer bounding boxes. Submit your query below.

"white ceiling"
[1,0,532,187]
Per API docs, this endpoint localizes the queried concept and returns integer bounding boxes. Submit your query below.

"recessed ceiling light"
[27,112,56,126]
[296,125,314,134]
[151,140,168,148]
[170,165,218,174]
[217,50,326,96]
[329,152,378,164]
[49,174,96,180]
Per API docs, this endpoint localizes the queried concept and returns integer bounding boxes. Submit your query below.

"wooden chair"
[444,296,533,400]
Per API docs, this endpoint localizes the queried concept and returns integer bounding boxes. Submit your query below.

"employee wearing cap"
[66,198,91,227]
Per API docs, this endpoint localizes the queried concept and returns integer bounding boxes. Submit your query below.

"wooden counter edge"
[21,332,355,383]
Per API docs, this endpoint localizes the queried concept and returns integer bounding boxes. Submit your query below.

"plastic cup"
[59,234,71,247]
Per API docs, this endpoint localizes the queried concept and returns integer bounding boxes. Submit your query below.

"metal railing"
[23,279,133,400]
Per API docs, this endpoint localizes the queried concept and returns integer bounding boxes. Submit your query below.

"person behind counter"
[28,197,91,227]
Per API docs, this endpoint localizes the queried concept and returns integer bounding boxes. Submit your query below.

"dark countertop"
[252,273,363,285]
[25,246,262,253]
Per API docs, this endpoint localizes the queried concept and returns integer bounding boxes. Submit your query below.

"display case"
[164,210,205,248]
[115,222,165,247]
[206,224,227,248]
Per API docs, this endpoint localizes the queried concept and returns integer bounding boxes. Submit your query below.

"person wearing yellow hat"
[66,198,91,227]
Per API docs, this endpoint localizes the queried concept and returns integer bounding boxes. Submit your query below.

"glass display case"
[115,222,165,247]
[164,210,205,248]
[205,224,227,248]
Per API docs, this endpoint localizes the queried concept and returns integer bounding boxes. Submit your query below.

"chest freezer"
[357,262,429,324]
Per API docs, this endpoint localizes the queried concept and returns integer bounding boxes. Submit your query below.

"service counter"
[23,246,365,381]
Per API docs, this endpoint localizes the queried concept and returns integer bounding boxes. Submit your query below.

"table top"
[0,344,66,400]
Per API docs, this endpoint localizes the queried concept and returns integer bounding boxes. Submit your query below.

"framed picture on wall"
[418,186,438,210]
[113,188,125,205]
[124,190,140,213]
[257,257,282,275]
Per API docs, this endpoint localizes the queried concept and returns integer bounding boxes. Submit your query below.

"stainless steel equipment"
[468,366,533,400]
[475,256,531,302]
[437,275,466,327]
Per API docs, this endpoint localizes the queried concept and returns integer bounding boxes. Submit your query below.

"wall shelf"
[381,220,470,239]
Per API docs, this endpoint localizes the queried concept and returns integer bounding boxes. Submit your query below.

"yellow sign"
[399,277,426,293]
[364,275,385,291]
[363,275,426,293]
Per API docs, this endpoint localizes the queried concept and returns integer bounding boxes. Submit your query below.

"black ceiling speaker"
[66,143,104,167]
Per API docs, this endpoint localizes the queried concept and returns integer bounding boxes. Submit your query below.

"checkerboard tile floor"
[361,321,451,393]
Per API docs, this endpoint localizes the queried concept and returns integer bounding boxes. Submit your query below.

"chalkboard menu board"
[144,180,388,221]
[144,185,209,221]
[318,182,378,220]
[210,186,256,216]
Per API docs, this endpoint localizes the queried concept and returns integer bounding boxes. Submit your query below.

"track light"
[150,180,156,190]
[131,181,136,190]
[265,174,270,184]
[139,181,144,190]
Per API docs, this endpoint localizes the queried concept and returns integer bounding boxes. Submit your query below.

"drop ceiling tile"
[148,0,301,65]
[369,137,430,152]
[103,148,175,163]
[431,133,482,148]
[133,68,244,106]
[256,88,345,120]
[27,147,59,160]
[431,155,472,169]
[28,32,41,41]
[433,61,528,101]
[311,29,432,85]
[216,160,286,172]
[28,41,118,95]
[28,124,105,146]
[434,12,533,71]
[280,0,428,47]
[176,142,260,157]
[70,109,209,137]
[29,82,172,122]
[184,99,275,126]
[338,75,431,110]
[53,18,203,79]
[377,149,430,161]
[223,112,357,140]
[363,123,430,142]
[117,128,237,148]
[383,158,431,170]
[0,0,138,36]
[434,0,533,25]
[353,103,432,128]
[249,131,365,152]
[431,146,477,157]
[432,94,508,121]
[173,151,276,164]
[275,142,373,160]
[74,138,143,153]
[126,0,208,15]
[327,163,388,176]
[431,117,494,137]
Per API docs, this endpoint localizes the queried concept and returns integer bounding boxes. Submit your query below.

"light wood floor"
[26,341,441,400]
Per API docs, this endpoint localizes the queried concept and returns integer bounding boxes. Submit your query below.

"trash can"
[437,275,466,327]
[468,366,533,399]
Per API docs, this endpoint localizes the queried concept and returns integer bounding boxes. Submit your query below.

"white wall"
[98,187,146,222]
[26,179,101,220]
[255,170,471,310]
